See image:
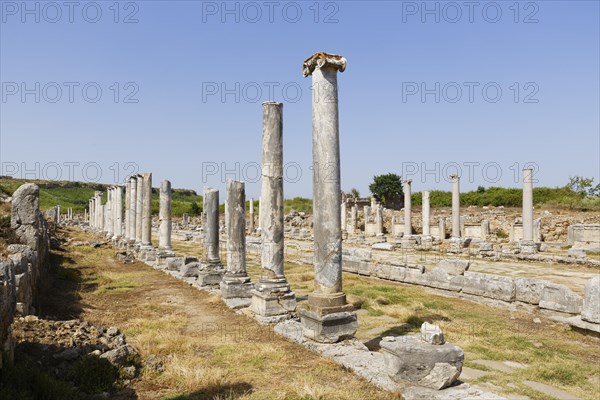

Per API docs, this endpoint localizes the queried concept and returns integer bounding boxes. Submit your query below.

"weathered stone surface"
[180,262,200,277]
[404,265,428,286]
[539,283,583,314]
[581,276,600,323]
[251,290,296,316]
[300,309,358,344]
[515,278,545,304]
[437,259,469,276]
[0,260,17,367]
[421,322,445,345]
[425,268,464,292]
[381,335,464,390]
[371,243,397,251]
[165,257,184,272]
[463,272,515,302]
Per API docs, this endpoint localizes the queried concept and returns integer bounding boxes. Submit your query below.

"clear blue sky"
[1,0,598,199]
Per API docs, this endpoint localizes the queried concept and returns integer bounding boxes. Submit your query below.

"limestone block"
[539,283,583,314]
[381,335,464,390]
[515,278,545,304]
[436,259,469,276]
[463,272,515,302]
[581,276,600,323]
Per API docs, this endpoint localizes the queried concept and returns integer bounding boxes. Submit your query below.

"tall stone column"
[129,176,137,242]
[198,187,225,285]
[522,168,534,242]
[404,179,412,236]
[125,180,131,240]
[376,204,384,236]
[248,197,255,233]
[451,175,461,239]
[159,180,172,250]
[221,180,253,306]
[141,172,152,246]
[349,205,357,234]
[300,52,356,343]
[95,191,104,232]
[89,199,94,227]
[341,201,347,232]
[520,168,538,254]
[251,101,296,318]
[106,188,113,237]
[135,175,143,243]
[115,186,124,239]
[422,191,431,238]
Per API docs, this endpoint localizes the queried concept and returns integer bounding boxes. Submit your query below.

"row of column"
[341,168,534,243]
[87,172,173,250]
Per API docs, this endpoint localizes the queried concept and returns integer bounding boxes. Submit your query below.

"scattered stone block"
[581,276,600,323]
[421,322,445,345]
[381,335,464,390]
[436,259,469,276]
[539,283,583,314]
[463,272,515,302]
[515,278,545,304]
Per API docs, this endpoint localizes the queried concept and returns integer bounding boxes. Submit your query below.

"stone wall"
[1,183,51,368]
[341,249,599,333]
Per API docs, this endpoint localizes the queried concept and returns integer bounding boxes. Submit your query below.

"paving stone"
[523,380,581,400]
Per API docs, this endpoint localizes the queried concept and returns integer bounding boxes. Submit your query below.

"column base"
[300,309,358,343]
[401,234,421,246]
[197,263,225,286]
[251,286,296,317]
[518,240,539,254]
[220,275,253,299]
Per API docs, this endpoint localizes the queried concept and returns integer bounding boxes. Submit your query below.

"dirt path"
[51,227,398,400]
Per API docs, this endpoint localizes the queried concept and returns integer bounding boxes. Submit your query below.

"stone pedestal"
[518,240,539,255]
[300,308,358,344]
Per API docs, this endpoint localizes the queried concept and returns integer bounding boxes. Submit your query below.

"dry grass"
[57,226,398,400]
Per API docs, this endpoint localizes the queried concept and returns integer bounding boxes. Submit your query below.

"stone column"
[159,180,172,250]
[135,175,143,243]
[95,191,104,232]
[88,199,93,227]
[117,186,125,238]
[125,180,131,240]
[363,205,371,231]
[404,179,412,236]
[141,172,152,246]
[341,201,347,232]
[129,176,137,242]
[221,180,253,306]
[248,197,255,233]
[300,52,356,343]
[198,187,225,285]
[422,191,431,238]
[376,204,384,236]
[522,168,534,242]
[451,175,460,239]
[251,101,296,317]
[349,205,357,234]
[105,188,113,237]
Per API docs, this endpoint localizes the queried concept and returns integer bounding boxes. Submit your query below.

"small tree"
[350,188,360,198]
[566,176,599,197]
[369,173,403,208]
[189,202,202,216]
